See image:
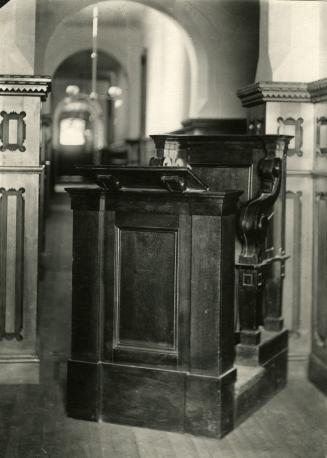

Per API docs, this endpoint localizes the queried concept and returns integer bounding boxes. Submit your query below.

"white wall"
[0,0,36,73]
[143,8,191,134]
[256,0,322,82]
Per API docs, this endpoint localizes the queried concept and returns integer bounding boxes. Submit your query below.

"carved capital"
[238,78,327,107]
[238,81,310,107]
[0,75,51,101]
[308,78,327,103]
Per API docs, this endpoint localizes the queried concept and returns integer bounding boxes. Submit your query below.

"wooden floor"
[0,193,326,458]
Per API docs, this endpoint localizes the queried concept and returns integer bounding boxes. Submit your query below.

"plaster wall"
[143,8,191,134]
[0,0,36,73]
[256,0,324,82]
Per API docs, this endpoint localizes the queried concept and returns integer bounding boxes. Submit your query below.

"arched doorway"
[51,49,127,183]
[42,0,197,140]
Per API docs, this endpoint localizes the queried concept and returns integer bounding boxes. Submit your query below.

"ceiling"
[65,1,147,28]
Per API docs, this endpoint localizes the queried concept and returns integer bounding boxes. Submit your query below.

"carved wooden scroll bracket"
[236,156,284,344]
[238,156,282,264]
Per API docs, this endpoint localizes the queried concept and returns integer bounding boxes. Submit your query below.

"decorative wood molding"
[0,75,51,101]
[285,169,327,177]
[284,191,302,335]
[171,118,247,135]
[0,111,26,152]
[316,117,327,157]
[277,117,303,157]
[113,225,178,356]
[0,166,44,173]
[238,78,327,107]
[308,78,327,103]
[0,188,25,341]
[237,81,310,107]
[287,170,313,176]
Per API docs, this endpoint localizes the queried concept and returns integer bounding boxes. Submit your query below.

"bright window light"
[59,118,86,146]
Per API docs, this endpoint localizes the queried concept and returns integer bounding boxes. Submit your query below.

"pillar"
[0,76,51,383]
[238,0,327,377]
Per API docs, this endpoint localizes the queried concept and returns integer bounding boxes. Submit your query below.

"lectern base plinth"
[235,330,288,425]
[67,360,237,439]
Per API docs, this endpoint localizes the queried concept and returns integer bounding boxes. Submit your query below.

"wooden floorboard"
[0,193,326,458]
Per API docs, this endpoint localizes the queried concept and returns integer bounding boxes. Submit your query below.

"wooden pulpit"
[66,133,290,437]
[67,167,241,438]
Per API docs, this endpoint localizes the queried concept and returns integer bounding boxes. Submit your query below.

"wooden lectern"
[66,133,290,437]
[67,166,241,438]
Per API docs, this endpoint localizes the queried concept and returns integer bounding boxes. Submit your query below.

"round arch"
[51,47,129,144]
[43,1,201,136]
[41,0,202,120]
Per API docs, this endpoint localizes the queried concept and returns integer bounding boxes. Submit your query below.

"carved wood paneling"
[314,193,327,348]
[316,117,327,157]
[114,225,178,355]
[277,117,303,157]
[0,111,26,152]
[283,191,302,335]
[0,188,25,341]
